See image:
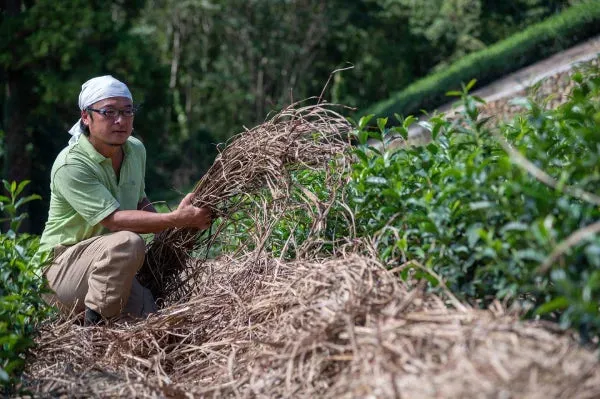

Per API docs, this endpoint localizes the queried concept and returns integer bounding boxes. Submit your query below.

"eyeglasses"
[86,107,136,119]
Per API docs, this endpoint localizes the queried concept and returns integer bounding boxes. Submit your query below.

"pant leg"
[43,235,104,315]
[44,231,151,318]
[123,277,158,317]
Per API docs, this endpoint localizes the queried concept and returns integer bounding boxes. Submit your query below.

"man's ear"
[81,109,91,125]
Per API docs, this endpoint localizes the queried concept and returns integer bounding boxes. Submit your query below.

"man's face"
[82,96,134,147]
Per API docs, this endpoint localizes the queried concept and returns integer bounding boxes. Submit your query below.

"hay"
[138,100,351,304]
[25,254,600,398]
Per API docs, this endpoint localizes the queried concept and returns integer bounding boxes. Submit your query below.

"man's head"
[68,75,133,146]
[81,96,134,147]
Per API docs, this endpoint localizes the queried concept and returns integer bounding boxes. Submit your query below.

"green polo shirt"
[39,134,147,254]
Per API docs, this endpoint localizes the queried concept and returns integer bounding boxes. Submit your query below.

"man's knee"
[86,232,147,317]
[110,231,146,267]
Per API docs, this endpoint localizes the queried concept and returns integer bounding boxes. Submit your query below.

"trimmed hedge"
[362,0,600,120]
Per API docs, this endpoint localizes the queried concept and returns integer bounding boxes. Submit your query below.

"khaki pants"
[44,231,157,319]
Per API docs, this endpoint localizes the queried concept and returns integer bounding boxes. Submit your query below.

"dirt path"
[405,35,600,141]
[468,36,600,105]
[442,35,600,112]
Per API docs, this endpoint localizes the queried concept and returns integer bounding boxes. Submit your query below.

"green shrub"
[363,0,600,121]
[0,234,50,389]
[0,181,50,394]
[350,65,600,340]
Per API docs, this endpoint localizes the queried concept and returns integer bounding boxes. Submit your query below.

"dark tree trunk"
[2,0,34,231]
[4,72,33,184]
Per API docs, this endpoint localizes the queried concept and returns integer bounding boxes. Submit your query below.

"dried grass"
[25,255,600,398]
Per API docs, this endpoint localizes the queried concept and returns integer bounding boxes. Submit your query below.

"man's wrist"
[167,209,183,228]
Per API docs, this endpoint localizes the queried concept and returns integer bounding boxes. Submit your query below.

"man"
[39,75,211,325]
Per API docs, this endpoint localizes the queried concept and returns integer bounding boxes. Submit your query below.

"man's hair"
[79,111,93,136]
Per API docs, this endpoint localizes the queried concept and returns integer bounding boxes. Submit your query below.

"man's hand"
[174,193,212,230]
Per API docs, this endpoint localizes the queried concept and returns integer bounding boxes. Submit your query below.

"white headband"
[68,75,133,145]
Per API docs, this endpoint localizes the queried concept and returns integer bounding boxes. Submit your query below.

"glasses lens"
[103,109,118,118]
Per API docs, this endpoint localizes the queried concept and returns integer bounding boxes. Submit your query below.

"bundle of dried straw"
[138,101,352,304]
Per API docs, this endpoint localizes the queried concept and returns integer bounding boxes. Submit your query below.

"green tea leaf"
[366,176,388,186]
[465,79,477,92]
[536,297,569,315]
[14,180,31,198]
[377,117,388,133]
[358,115,374,129]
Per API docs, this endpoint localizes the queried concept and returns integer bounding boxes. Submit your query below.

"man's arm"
[101,193,210,233]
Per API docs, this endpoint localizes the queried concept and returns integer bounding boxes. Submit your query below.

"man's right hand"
[175,193,212,230]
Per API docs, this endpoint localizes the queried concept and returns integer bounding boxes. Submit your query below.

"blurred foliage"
[0,180,41,233]
[350,64,600,341]
[365,0,600,121]
[0,0,581,233]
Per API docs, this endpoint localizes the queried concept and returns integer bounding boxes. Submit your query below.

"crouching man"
[38,75,211,325]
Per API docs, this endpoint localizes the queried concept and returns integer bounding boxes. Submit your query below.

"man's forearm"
[101,209,179,233]
[102,193,211,233]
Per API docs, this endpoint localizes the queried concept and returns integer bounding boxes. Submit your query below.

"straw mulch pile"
[25,254,600,398]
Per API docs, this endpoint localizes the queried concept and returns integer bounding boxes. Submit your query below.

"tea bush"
[207,166,350,260]
[0,181,51,393]
[350,65,600,340]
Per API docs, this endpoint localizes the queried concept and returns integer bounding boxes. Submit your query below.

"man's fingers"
[176,196,212,230]
[178,193,195,209]
[184,193,195,203]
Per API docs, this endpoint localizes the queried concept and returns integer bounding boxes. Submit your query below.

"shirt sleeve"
[53,163,120,226]
[139,142,147,202]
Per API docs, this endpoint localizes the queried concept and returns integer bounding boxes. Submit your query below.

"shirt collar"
[77,134,132,163]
